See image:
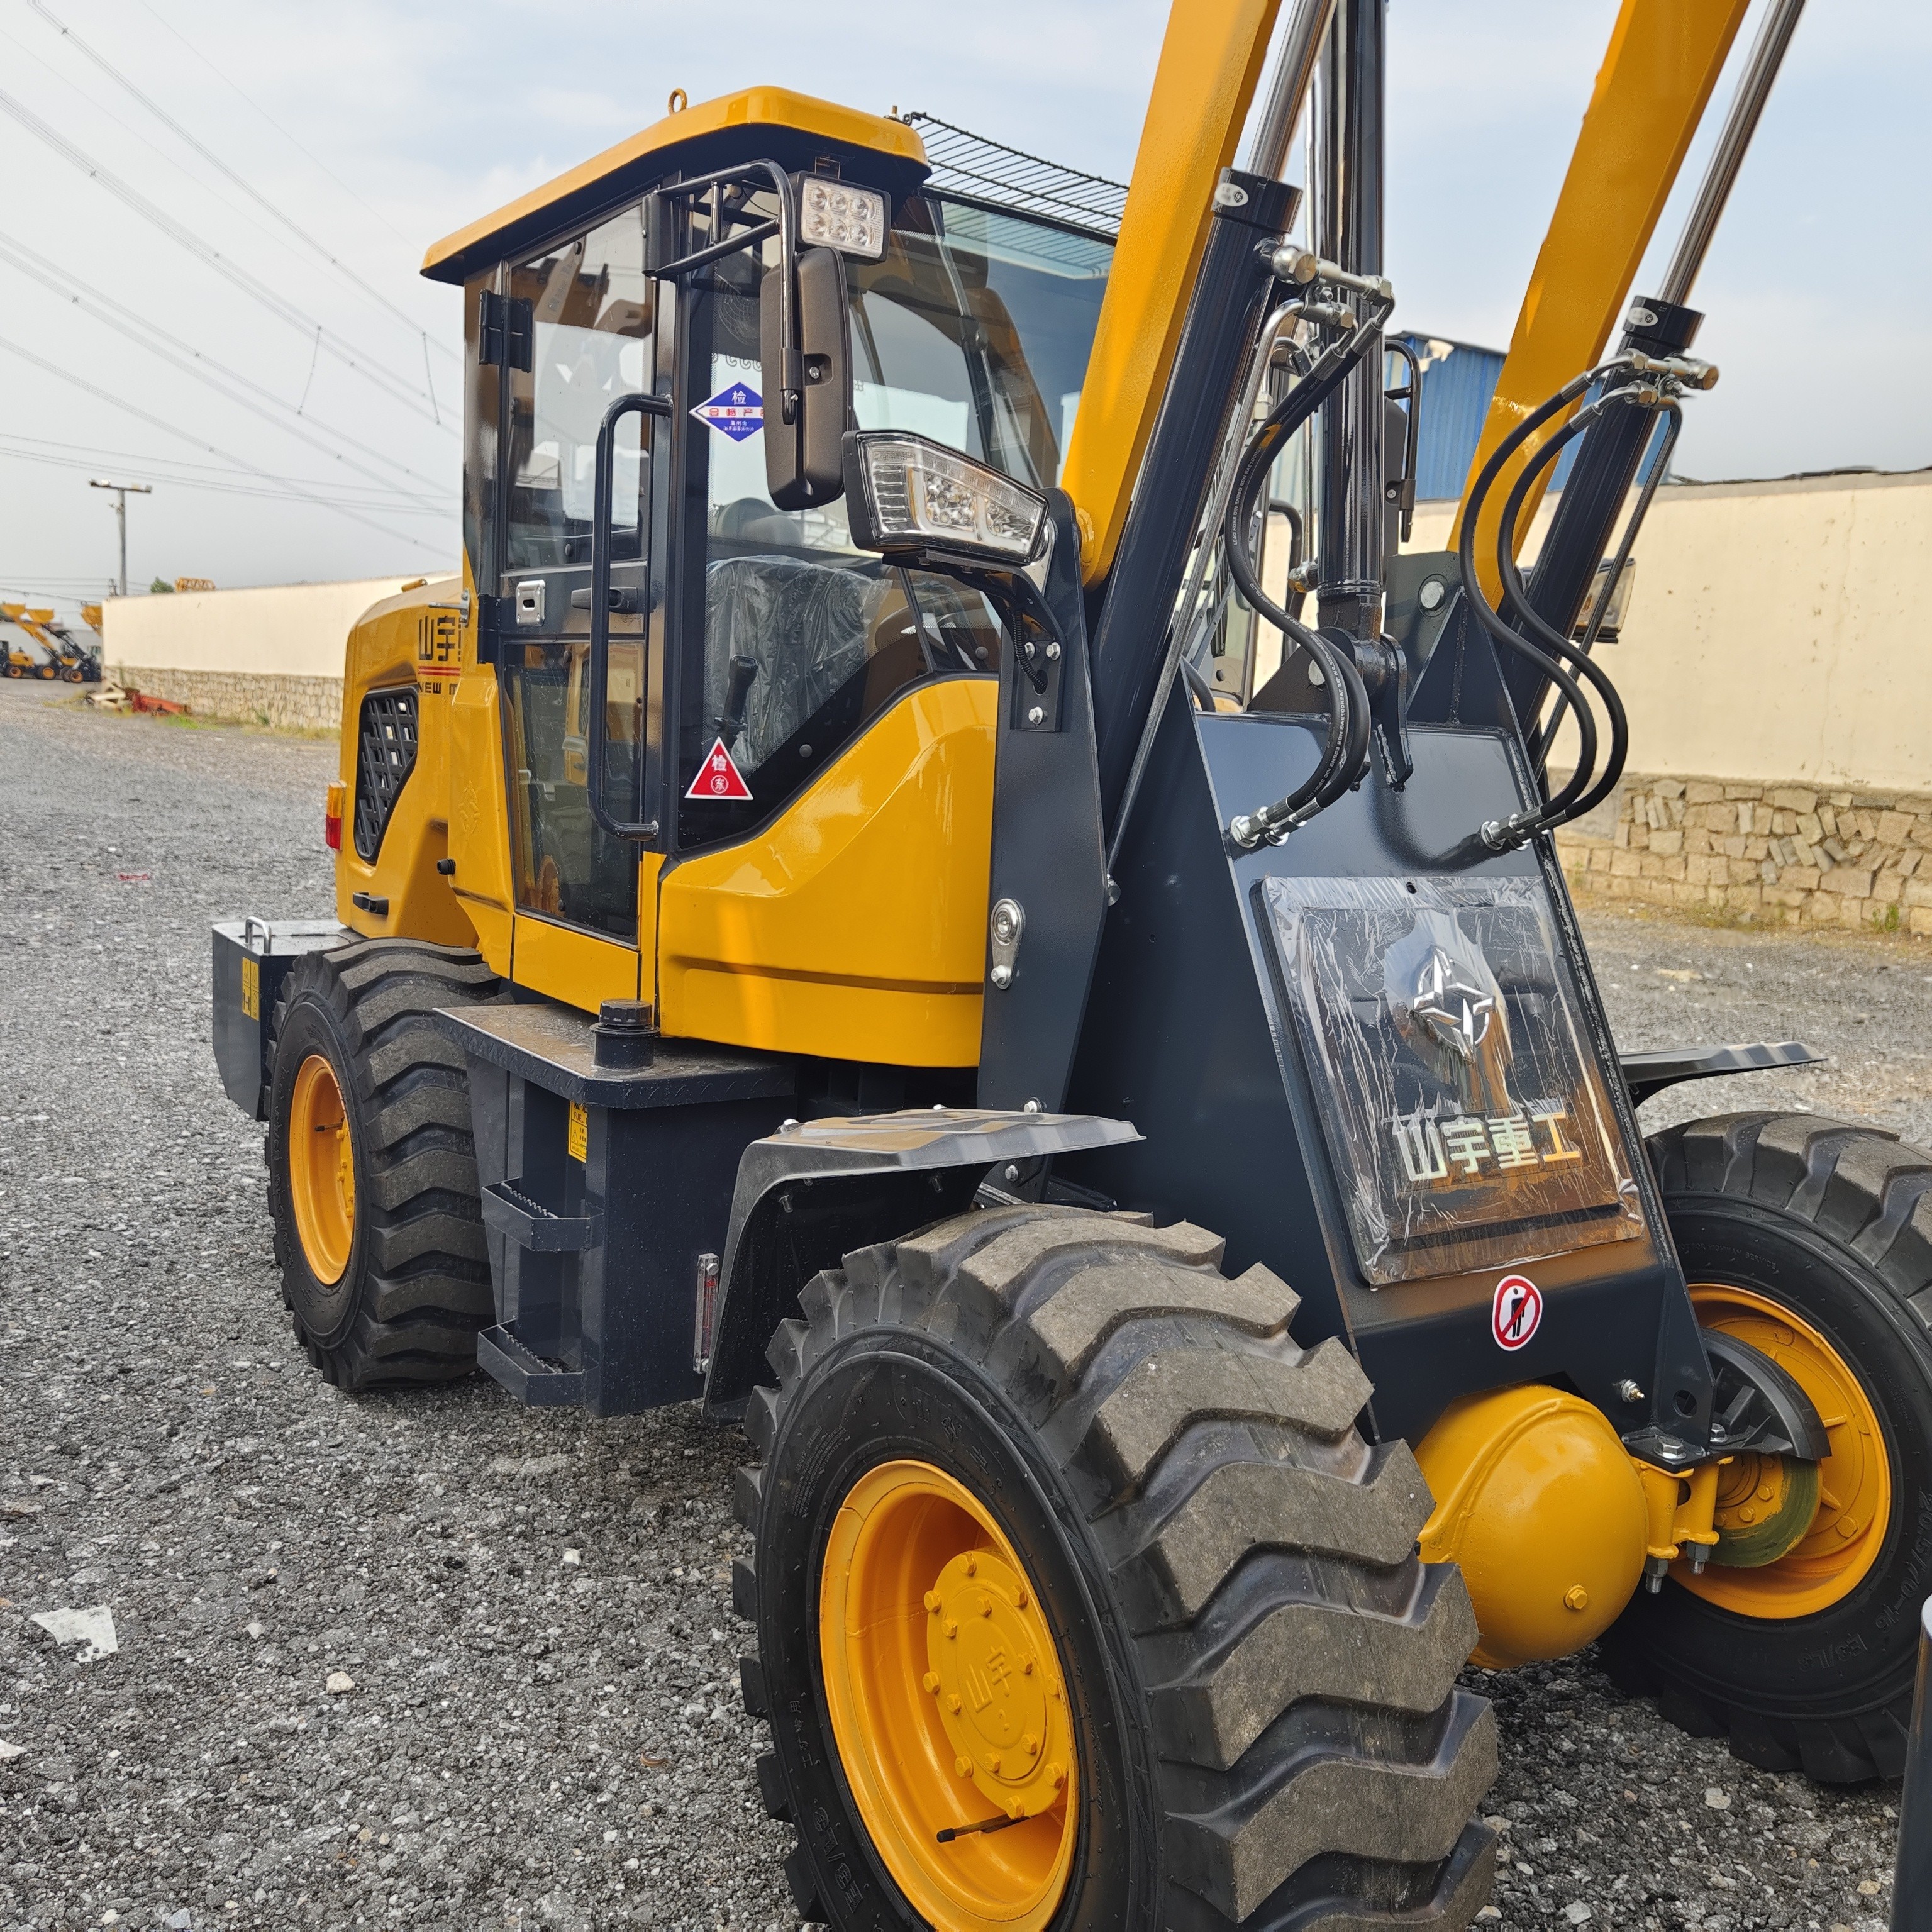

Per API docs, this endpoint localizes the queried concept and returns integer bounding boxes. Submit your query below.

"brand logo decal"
[1491,1274,1543,1351]
[691,382,763,441]
[685,736,753,800]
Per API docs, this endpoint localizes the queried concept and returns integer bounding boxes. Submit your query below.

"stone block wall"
[111,665,343,734]
[1558,775,1932,936]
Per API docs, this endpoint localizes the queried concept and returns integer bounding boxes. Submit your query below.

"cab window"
[499,208,657,941]
[675,192,1109,850]
[504,209,654,572]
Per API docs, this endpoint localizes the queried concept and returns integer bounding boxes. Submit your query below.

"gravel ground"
[0,680,1918,1932]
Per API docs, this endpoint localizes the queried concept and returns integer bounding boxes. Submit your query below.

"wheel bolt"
[955,1756,972,1777]
[945,1620,958,1639]
[922,1673,939,1694]
[964,1555,978,1576]
[1014,1587,1028,1609]
[924,1591,941,1612]
[947,1694,962,1713]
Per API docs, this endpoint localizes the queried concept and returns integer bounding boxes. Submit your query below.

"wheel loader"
[1,602,101,682]
[209,0,1932,1925]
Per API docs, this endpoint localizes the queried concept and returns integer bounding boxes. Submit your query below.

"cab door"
[496,206,662,1009]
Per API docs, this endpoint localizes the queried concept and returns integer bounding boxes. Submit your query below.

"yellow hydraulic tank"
[1416,1385,1649,1669]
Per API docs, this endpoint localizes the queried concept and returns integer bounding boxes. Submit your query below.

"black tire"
[738,1204,1497,1931]
[1605,1111,1932,1781]
[265,938,500,1389]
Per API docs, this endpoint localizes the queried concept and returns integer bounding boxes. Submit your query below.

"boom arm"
[1448,0,1752,585]
[1058,0,1283,585]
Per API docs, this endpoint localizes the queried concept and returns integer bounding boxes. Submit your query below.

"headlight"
[795,177,887,260]
[845,432,1048,564]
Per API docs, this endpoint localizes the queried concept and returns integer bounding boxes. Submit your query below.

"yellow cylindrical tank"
[1415,1385,1650,1669]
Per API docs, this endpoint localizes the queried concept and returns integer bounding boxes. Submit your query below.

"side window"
[504,210,654,574]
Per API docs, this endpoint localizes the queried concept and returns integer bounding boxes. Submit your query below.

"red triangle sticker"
[685,736,753,801]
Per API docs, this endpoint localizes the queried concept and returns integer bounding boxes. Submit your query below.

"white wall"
[100,577,450,679]
[1407,471,1932,794]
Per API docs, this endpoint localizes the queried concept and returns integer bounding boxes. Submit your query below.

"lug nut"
[955,1756,972,1778]
[924,1591,941,1613]
[923,1673,939,1694]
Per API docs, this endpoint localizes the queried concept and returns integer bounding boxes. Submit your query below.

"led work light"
[796,177,888,260]
[845,432,1049,565]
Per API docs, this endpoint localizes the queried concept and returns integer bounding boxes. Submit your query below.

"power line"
[131,0,421,257]
[21,0,457,362]
[0,229,453,502]
[0,426,416,495]
[0,331,448,554]
[0,84,453,432]
[0,438,452,516]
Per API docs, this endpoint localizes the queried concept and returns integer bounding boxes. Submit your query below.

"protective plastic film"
[1263,875,1642,1286]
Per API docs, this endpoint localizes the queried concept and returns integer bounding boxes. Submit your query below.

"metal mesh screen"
[353,687,418,861]
[901,113,1126,238]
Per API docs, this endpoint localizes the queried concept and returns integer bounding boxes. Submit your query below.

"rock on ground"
[0,682,1912,1930]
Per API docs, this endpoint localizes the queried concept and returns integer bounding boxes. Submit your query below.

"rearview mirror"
[762,246,851,511]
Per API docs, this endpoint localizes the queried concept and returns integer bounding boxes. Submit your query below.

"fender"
[701,1108,1139,1418]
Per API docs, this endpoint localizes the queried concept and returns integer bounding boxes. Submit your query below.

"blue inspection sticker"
[692,382,763,440]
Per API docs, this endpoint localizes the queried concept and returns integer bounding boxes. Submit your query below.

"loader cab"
[429,91,1113,999]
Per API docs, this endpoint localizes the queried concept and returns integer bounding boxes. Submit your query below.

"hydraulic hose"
[1492,402,1637,823]
[1223,299,1387,838]
[1455,367,1617,845]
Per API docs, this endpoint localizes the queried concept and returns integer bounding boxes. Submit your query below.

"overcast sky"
[1,0,1923,613]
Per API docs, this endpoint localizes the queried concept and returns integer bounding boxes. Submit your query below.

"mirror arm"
[587,389,670,844]
[655,161,801,421]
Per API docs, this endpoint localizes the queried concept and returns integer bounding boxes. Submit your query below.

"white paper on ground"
[29,1604,119,1661]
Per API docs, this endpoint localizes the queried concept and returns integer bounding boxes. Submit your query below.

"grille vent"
[353,688,418,860]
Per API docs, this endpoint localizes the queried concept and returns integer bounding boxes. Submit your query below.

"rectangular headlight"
[848,432,1048,564]
[795,176,888,260]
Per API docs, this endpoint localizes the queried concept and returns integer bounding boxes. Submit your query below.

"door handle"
[586,391,671,844]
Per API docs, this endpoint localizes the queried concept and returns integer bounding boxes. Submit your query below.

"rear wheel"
[738,1204,1498,1931]
[265,938,500,1389]
[1606,1112,1932,1780]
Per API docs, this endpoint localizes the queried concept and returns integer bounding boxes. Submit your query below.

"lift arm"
[1449,0,1752,584]
[1058,0,1283,585]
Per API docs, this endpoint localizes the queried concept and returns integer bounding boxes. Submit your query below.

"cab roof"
[421,87,930,286]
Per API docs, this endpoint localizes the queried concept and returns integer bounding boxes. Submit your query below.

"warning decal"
[691,381,763,441]
[686,737,753,801]
[1491,1274,1544,1352]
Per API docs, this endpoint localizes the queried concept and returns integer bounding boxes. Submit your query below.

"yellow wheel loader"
[211,1,1932,1924]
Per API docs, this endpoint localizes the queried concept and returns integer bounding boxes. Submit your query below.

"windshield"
[699,192,1113,561]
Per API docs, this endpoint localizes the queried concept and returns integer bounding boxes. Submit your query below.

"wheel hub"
[288,1052,356,1287]
[1682,1283,1890,1616]
[925,1548,1068,1821]
[818,1459,1077,1932]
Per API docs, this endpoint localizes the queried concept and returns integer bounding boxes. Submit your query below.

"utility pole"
[88,479,153,597]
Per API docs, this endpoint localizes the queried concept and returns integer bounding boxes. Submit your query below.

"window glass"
[504,211,653,572]
[677,195,1108,848]
[504,636,645,941]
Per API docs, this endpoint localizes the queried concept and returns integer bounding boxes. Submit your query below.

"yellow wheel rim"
[819,1460,1077,1932]
[1679,1282,1892,1618]
[288,1052,356,1285]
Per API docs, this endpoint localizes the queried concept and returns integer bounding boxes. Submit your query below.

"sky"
[1,0,1924,614]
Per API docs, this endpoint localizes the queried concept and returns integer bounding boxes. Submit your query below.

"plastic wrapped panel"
[1263,874,1641,1286]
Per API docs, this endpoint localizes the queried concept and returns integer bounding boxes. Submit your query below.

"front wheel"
[1605,1112,1932,1780]
[737,1204,1498,1932]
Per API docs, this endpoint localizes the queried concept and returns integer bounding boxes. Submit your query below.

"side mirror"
[762,246,851,512]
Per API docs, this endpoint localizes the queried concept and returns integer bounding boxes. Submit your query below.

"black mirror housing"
[762,247,851,512]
